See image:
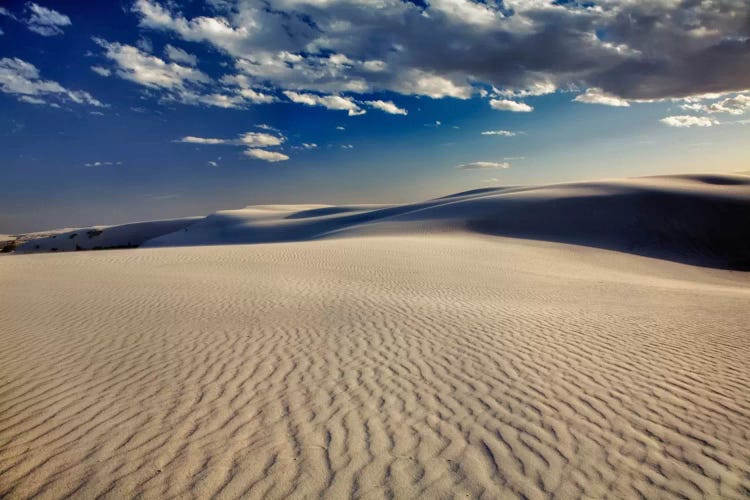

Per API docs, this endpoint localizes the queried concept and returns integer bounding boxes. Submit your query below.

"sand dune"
[142,173,749,269]
[13,218,199,254]
[10,173,750,269]
[1,173,749,498]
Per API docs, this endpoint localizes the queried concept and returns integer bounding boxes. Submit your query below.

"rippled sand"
[1,234,749,498]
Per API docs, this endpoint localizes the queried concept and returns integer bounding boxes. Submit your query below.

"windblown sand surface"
[1,234,749,499]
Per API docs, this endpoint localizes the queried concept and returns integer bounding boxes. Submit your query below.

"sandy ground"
[1,234,748,499]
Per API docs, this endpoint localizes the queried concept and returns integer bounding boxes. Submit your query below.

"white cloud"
[302,143,317,149]
[481,130,516,136]
[336,126,345,130]
[178,136,228,144]
[164,44,198,66]
[574,88,630,107]
[240,131,284,147]
[660,115,719,127]
[25,3,71,37]
[84,161,122,167]
[95,38,209,90]
[179,130,289,162]
[456,161,511,170]
[681,93,750,115]
[341,144,354,149]
[207,160,218,167]
[364,100,407,115]
[0,57,104,107]
[244,149,289,162]
[91,66,111,77]
[284,91,365,116]
[489,99,533,112]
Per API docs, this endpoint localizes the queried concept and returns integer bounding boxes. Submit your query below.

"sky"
[1,0,749,233]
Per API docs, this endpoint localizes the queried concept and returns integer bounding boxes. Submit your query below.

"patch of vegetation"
[87,229,103,238]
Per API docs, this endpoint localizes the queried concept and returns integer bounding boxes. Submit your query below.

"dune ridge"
[11,173,749,270]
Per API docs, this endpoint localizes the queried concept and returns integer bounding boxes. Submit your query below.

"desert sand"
[1,174,749,498]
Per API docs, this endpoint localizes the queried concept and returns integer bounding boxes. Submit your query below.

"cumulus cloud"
[489,99,533,112]
[95,38,209,90]
[456,161,511,170]
[25,3,71,37]
[0,57,104,107]
[681,93,750,115]
[660,115,719,128]
[126,0,750,111]
[178,129,290,162]
[364,100,407,115]
[481,130,516,137]
[244,149,289,162]
[94,38,275,109]
[178,136,228,144]
[164,44,198,66]
[239,132,284,147]
[284,91,365,116]
[574,88,630,107]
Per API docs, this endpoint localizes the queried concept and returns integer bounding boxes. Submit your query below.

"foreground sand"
[1,234,749,498]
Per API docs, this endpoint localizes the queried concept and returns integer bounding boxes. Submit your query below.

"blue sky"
[1,0,748,232]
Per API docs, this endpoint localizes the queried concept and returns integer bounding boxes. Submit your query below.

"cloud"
[207,160,218,167]
[456,161,511,170]
[284,91,365,116]
[0,57,104,107]
[179,130,289,162]
[244,149,289,162]
[239,132,284,147]
[90,66,111,77]
[95,38,276,109]
[84,161,122,167]
[178,136,228,145]
[364,100,407,115]
[481,130,516,137]
[660,115,719,128]
[301,143,317,149]
[681,93,750,115]
[164,44,198,66]
[128,0,750,110]
[489,99,533,112]
[336,126,345,131]
[95,38,209,90]
[574,88,630,107]
[25,3,71,37]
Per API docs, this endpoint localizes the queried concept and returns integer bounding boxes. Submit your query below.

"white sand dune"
[13,218,200,254]
[1,173,749,498]
[143,173,750,270]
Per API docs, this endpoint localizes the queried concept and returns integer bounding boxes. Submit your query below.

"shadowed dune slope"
[143,174,750,270]
[14,218,200,254]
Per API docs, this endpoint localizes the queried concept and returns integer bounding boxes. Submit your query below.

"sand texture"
[2,173,750,498]
[1,233,749,499]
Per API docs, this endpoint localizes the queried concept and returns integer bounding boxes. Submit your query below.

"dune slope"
[1,235,749,499]
[144,174,750,270]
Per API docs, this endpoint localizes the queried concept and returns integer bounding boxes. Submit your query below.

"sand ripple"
[1,235,749,498]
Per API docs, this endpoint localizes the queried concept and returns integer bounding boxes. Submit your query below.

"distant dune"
[12,173,750,270]
[1,174,749,498]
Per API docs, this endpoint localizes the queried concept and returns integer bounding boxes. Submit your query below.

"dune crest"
[10,173,750,269]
